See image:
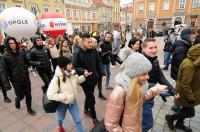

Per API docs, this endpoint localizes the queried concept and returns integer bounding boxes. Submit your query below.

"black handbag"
[90,119,107,132]
[42,76,60,113]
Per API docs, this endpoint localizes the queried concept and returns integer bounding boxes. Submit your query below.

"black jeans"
[171,106,195,124]
[82,84,96,119]
[38,67,53,92]
[0,79,8,99]
[51,58,58,72]
[13,79,32,109]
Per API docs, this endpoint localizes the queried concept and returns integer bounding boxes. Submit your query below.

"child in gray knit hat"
[104,52,167,131]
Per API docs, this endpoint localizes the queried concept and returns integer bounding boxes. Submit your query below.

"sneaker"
[165,115,175,129]
[27,108,36,116]
[58,126,65,132]
[15,98,20,109]
[4,97,11,103]
[99,94,107,100]
[175,123,192,132]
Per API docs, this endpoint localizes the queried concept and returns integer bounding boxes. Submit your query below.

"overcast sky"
[120,0,133,5]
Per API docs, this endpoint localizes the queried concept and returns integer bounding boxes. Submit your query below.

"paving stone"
[2,120,27,132]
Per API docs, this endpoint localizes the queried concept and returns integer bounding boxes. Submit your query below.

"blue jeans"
[57,101,84,132]
[142,99,154,132]
[103,64,111,86]
[164,52,171,67]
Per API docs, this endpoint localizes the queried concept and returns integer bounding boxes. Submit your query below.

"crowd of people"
[0,26,199,132]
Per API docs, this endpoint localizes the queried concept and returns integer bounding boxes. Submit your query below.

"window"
[44,6,49,12]
[87,12,91,20]
[192,0,200,8]
[138,4,144,13]
[0,3,6,13]
[163,0,170,10]
[149,2,155,14]
[31,4,38,16]
[82,11,86,20]
[179,0,185,9]
[56,8,60,14]
[92,12,96,19]
[16,4,22,8]
[66,9,71,18]
[73,10,77,19]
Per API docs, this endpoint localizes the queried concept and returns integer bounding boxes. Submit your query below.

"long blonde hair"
[126,76,143,113]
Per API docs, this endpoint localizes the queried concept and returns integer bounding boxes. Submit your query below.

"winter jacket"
[72,42,105,87]
[171,39,192,80]
[112,38,121,55]
[99,41,112,64]
[143,53,175,94]
[47,66,85,104]
[29,45,52,70]
[60,46,72,59]
[0,37,30,92]
[175,45,200,107]
[104,72,163,132]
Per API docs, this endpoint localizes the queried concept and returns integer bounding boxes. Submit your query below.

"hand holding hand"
[84,70,92,77]
[157,84,168,93]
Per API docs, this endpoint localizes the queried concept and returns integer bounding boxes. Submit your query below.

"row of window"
[0,3,60,14]
[138,0,200,14]
[66,9,96,20]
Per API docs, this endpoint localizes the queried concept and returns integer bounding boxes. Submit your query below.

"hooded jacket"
[29,35,52,70]
[99,40,112,64]
[171,38,192,80]
[175,44,200,107]
[47,66,85,104]
[0,37,30,91]
[104,72,164,132]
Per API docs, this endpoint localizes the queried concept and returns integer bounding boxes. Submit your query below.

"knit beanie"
[124,52,152,78]
[57,56,71,68]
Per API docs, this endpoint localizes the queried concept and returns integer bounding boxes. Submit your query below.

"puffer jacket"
[171,39,192,80]
[29,35,52,70]
[0,37,30,91]
[47,66,85,104]
[175,44,200,107]
[104,72,163,132]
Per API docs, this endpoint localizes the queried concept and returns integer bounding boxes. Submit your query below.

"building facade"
[112,0,120,30]
[133,0,200,29]
[64,0,97,32]
[120,5,133,32]
[93,0,113,33]
[0,0,65,17]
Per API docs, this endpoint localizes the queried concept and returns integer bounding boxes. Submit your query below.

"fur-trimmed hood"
[187,44,200,66]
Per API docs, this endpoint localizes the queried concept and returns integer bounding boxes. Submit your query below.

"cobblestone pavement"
[0,35,200,132]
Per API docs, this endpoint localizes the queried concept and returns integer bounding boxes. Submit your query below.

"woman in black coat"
[1,37,36,116]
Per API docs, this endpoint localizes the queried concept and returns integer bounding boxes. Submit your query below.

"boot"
[84,109,92,118]
[27,108,36,116]
[58,126,65,132]
[99,94,107,100]
[93,118,100,126]
[15,98,20,109]
[165,115,175,129]
[175,120,192,132]
[4,97,11,103]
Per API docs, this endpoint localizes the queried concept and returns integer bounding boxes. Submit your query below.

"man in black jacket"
[29,35,53,92]
[99,32,113,90]
[1,37,36,116]
[170,28,196,112]
[72,33,105,126]
[142,38,175,132]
